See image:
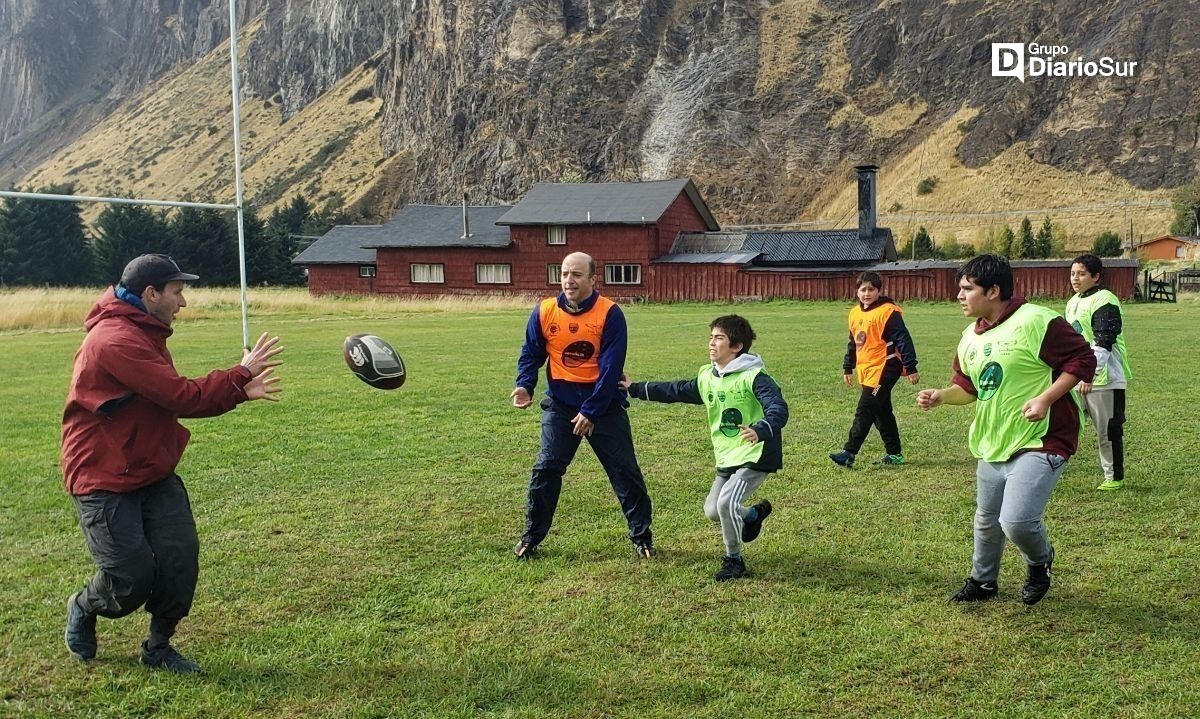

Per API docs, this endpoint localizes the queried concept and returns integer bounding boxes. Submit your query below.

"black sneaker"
[633,540,656,559]
[949,577,998,603]
[829,450,855,468]
[741,500,773,543]
[713,556,747,582]
[1021,559,1053,606]
[139,641,201,674]
[513,539,538,559]
[64,592,97,661]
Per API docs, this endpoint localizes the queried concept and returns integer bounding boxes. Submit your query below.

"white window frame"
[410,263,445,284]
[547,263,562,285]
[547,225,567,245]
[475,263,512,285]
[358,265,376,278]
[1177,246,1187,258]
[604,263,642,285]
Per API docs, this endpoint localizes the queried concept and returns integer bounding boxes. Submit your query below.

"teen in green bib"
[918,255,1095,606]
[1065,254,1131,490]
[626,315,788,582]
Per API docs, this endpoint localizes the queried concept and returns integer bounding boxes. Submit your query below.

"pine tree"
[170,207,238,284]
[0,184,91,285]
[1035,217,1054,258]
[1017,217,1037,258]
[1093,231,1122,257]
[92,204,174,285]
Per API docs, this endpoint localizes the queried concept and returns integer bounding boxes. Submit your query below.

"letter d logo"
[991,43,1025,82]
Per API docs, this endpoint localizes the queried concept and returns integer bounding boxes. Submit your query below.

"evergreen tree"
[92,204,174,285]
[1035,217,1054,258]
[0,184,91,285]
[1017,217,1038,258]
[1093,231,1123,257]
[170,207,238,284]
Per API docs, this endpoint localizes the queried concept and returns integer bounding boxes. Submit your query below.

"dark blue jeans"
[522,398,653,546]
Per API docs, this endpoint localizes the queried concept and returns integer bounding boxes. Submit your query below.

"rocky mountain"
[3,0,1197,240]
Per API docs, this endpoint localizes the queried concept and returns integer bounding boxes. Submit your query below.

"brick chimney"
[855,164,879,241]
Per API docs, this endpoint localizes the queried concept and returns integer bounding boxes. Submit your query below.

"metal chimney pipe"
[855,164,879,241]
[461,193,471,239]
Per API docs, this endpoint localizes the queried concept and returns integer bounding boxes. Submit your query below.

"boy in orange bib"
[830,272,920,468]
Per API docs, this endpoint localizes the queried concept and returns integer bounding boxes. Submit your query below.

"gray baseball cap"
[119,254,199,295]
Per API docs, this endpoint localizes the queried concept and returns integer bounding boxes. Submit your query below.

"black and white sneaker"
[633,540,656,559]
[1021,559,1053,606]
[513,540,539,559]
[64,591,97,661]
[949,577,998,603]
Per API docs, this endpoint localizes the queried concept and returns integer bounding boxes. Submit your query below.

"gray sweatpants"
[972,452,1066,583]
[1082,388,1126,481]
[704,467,767,558]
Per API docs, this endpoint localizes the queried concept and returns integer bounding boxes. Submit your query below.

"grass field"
[2,292,1198,718]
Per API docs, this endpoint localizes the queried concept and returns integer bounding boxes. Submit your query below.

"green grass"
[1,299,1198,718]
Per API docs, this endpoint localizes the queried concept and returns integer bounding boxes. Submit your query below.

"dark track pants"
[522,398,653,546]
[72,474,199,640]
[844,374,902,456]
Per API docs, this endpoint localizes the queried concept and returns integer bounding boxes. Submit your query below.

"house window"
[547,225,567,245]
[604,263,642,285]
[411,263,445,284]
[547,264,562,285]
[1177,246,1187,258]
[358,265,376,278]
[476,263,512,284]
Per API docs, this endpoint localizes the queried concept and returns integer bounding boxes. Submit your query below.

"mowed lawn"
[1,295,1198,718]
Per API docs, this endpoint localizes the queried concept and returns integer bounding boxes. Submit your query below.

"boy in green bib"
[624,315,788,581]
[1065,254,1131,490]
[917,255,1095,605]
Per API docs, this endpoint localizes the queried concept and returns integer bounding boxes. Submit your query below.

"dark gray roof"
[496,179,719,230]
[292,225,379,265]
[655,251,761,265]
[363,205,512,248]
[672,229,897,266]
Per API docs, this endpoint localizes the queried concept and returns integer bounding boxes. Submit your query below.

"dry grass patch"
[0,287,537,332]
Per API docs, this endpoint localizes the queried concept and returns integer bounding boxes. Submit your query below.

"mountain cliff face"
[4,0,1197,229]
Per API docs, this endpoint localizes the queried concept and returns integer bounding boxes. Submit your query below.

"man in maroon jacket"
[62,254,283,673]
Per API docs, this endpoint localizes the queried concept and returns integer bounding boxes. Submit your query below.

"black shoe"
[64,592,97,661]
[741,500,773,543]
[513,539,538,559]
[713,556,747,582]
[139,641,201,674]
[1021,559,1053,606]
[829,450,855,468]
[633,540,656,559]
[949,577,998,603]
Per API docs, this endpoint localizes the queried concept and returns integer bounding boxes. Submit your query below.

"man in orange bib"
[511,252,654,559]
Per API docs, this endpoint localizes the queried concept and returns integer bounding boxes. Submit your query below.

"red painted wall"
[306,265,376,294]
[655,192,712,255]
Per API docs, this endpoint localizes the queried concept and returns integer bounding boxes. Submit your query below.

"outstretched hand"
[241,333,284,376]
[510,387,533,409]
[245,366,281,402]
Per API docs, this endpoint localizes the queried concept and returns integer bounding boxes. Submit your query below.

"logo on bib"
[978,362,1003,400]
[561,341,595,367]
[719,408,743,437]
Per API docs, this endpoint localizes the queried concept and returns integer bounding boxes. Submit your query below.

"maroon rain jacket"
[61,288,252,495]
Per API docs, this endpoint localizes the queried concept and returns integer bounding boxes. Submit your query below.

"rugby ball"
[343,334,407,390]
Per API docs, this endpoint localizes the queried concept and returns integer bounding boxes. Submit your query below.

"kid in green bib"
[1065,254,1131,490]
[626,315,788,582]
[917,255,1095,606]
